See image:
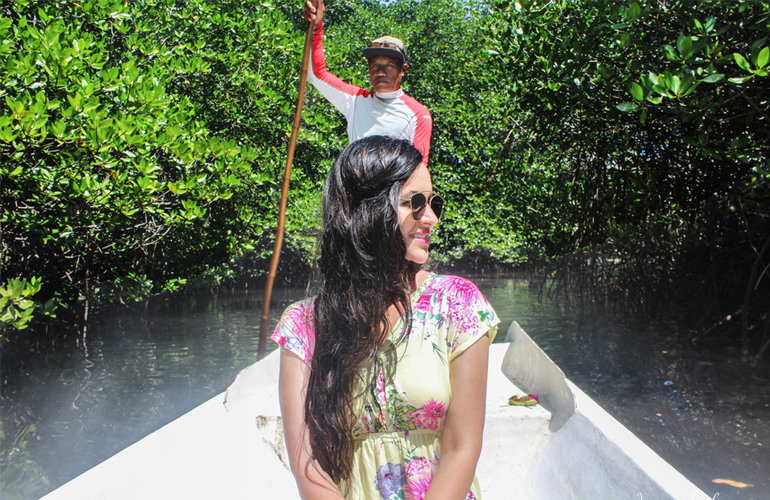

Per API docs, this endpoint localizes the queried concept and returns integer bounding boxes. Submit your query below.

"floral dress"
[271,274,500,500]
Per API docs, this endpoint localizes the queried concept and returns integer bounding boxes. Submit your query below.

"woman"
[272,136,499,499]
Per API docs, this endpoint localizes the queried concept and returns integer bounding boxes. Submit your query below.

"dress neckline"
[385,273,435,342]
[412,272,434,297]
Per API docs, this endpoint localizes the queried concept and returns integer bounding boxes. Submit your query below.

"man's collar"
[374,88,404,100]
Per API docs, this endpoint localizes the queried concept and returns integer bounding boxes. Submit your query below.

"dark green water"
[1,274,768,500]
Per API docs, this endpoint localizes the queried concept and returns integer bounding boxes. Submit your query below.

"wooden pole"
[257,12,317,359]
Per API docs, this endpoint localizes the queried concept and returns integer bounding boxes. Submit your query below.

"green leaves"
[0,278,51,332]
[616,102,638,112]
[731,43,769,82]
[677,34,693,59]
[734,52,752,71]
[481,0,770,343]
[3,0,769,346]
[702,73,725,83]
[757,46,770,68]
[2,0,292,331]
[625,2,641,21]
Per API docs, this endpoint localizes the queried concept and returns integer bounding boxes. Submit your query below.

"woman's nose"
[421,204,440,226]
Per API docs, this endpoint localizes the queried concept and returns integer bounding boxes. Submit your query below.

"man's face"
[368,56,406,93]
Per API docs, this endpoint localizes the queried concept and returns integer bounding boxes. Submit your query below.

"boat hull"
[41,324,710,500]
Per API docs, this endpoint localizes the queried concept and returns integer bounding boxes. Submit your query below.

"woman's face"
[398,163,439,264]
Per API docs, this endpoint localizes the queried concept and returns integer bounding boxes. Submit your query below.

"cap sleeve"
[270,298,316,366]
[442,277,500,361]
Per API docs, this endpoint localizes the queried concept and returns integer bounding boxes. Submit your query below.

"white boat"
[40,322,711,500]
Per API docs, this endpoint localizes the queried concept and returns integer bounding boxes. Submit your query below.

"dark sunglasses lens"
[430,195,444,219]
[410,193,428,220]
[409,193,444,220]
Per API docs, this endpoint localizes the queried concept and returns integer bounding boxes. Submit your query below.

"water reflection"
[468,273,770,500]
[1,275,769,500]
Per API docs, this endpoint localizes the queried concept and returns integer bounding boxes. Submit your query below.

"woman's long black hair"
[306,136,424,483]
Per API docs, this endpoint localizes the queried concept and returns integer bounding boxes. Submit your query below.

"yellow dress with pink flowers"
[271,274,499,500]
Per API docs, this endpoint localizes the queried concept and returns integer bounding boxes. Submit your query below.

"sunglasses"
[400,192,445,221]
[368,41,403,51]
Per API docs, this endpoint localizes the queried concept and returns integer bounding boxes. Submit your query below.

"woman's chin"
[406,251,429,265]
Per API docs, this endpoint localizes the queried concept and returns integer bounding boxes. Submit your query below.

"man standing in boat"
[303,0,433,162]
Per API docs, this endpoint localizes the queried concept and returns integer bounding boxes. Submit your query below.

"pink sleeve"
[270,299,316,366]
[443,277,499,361]
[309,24,368,98]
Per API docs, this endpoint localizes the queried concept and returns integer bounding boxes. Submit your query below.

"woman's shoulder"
[428,274,478,285]
[277,297,318,333]
[418,274,493,312]
[424,274,483,296]
[280,297,316,318]
[423,275,500,347]
[271,298,317,365]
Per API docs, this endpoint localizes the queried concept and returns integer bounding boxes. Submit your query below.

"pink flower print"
[414,292,432,312]
[438,277,486,338]
[272,299,316,364]
[408,399,446,430]
[405,457,436,500]
[358,414,376,434]
[445,276,481,306]
[376,368,387,408]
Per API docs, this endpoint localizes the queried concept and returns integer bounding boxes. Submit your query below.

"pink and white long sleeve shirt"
[308,24,433,162]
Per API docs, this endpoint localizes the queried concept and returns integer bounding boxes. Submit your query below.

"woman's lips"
[412,232,430,244]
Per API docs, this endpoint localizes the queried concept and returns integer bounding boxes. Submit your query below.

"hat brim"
[362,47,405,64]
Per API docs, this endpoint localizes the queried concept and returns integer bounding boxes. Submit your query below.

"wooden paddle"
[501,321,576,431]
[257,5,317,359]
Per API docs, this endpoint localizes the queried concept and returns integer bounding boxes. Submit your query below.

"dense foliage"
[2,0,768,357]
[1,0,308,333]
[483,0,770,354]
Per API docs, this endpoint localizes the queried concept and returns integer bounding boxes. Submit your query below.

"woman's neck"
[411,269,429,293]
[382,269,428,340]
